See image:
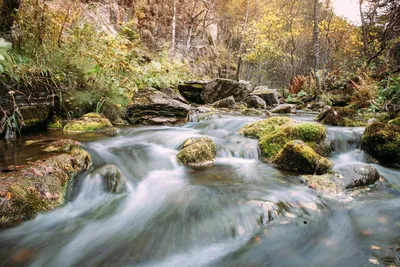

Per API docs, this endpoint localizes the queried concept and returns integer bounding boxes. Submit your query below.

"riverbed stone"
[0,139,91,227]
[211,96,236,109]
[127,87,191,125]
[361,122,400,164]
[177,137,217,167]
[91,164,126,194]
[334,163,381,189]
[272,140,332,175]
[271,104,296,114]
[63,113,119,135]
[244,95,267,109]
[251,86,279,106]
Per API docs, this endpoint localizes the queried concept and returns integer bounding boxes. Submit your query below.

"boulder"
[362,122,400,164]
[19,105,51,131]
[334,163,380,189]
[211,96,236,109]
[91,164,126,194]
[178,78,252,104]
[176,137,217,167]
[238,116,295,139]
[251,86,279,106]
[272,140,332,175]
[271,104,296,114]
[126,88,191,125]
[316,106,359,126]
[63,113,119,136]
[244,95,267,109]
[160,87,189,104]
[0,140,91,227]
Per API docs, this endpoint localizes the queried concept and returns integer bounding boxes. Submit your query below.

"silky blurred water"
[0,113,399,267]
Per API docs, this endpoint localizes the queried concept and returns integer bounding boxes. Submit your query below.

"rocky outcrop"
[127,88,191,125]
[272,140,332,175]
[244,95,267,109]
[178,78,252,104]
[176,137,217,167]
[63,113,120,136]
[316,106,360,126]
[91,164,126,194]
[211,96,236,109]
[271,104,296,114]
[0,139,91,227]
[250,86,279,106]
[362,122,400,164]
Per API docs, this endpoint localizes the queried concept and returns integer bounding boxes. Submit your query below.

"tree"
[0,0,21,41]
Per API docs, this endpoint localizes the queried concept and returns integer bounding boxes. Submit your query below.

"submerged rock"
[178,78,252,104]
[0,139,91,227]
[316,106,360,126]
[244,95,267,109]
[211,96,236,109]
[91,164,126,194]
[361,122,400,164]
[272,140,332,175]
[271,104,296,114]
[238,116,295,139]
[127,88,190,125]
[177,137,217,167]
[63,113,119,135]
[250,86,279,106]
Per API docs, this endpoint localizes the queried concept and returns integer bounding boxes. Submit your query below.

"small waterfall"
[326,127,364,153]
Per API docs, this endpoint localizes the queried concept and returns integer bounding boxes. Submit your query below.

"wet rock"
[43,139,82,153]
[177,137,217,167]
[316,106,360,126]
[271,104,296,114]
[244,95,267,109]
[211,96,236,109]
[241,108,267,116]
[126,88,191,125]
[362,122,400,164]
[238,116,295,139]
[63,113,119,135]
[334,163,380,189]
[250,86,279,106]
[91,164,126,194]
[178,78,252,104]
[272,140,332,175]
[0,140,91,227]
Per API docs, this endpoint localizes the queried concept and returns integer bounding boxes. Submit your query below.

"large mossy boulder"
[0,139,91,227]
[259,122,327,159]
[272,140,332,175]
[19,105,51,131]
[316,106,360,126]
[362,122,400,164]
[176,137,217,167]
[250,86,279,106]
[211,96,236,109]
[238,116,295,139]
[91,164,126,194]
[271,104,296,114]
[127,87,191,125]
[63,113,119,135]
[178,78,252,104]
[244,95,267,109]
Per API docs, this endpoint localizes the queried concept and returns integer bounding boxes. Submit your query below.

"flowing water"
[0,113,399,267]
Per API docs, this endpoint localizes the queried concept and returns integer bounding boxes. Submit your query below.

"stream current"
[0,113,399,267]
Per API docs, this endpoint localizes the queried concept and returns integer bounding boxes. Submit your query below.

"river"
[0,112,399,267]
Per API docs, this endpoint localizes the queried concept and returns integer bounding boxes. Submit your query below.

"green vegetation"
[238,116,295,138]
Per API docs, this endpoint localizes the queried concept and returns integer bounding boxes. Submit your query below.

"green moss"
[19,105,50,129]
[259,122,327,159]
[177,137,217,166]
[389,117,400,126]
[238,116,295,138]
[63,113,113,133]
[48,120,63,130]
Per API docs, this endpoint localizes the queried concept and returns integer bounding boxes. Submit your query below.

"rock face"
[244,95,267,109]
[63,113,120,135]
[161,87,189,104]
[176,137,217,167]
[316,106,359,126]
[362,122,400,164]
[273,140,332,175]
[334,163,380,189]
[91,164,126,194]
[211,96,236,109]
[178,79,252,104]
[271,104,296,114]
[0,139,91,227]
[250,86,279,106]
[127,88,191,125]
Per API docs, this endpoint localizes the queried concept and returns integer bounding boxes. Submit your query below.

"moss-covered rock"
[241,108,266,116]
[63,113,118,135]
[362,122,400,164]
[271,104,296,114]
[0,139,91,227]
[259,122,327,159]
[272,140,332,174]
[238,116,295,139]
[176,137,217,167]
[316,106,361,126]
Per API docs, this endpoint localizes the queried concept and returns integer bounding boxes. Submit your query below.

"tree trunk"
[0,0,21,41]
[170,0,176,57]
[359,0,368,57]
[236,0,250,82]
[313,0,320,101]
